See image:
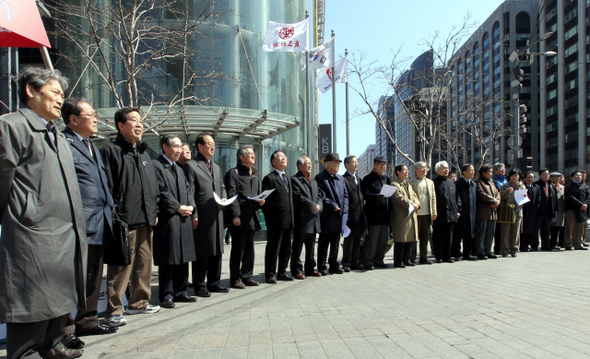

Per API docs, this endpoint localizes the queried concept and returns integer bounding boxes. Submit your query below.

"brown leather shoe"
[231,282,246,289]
[41,345,83,359]
[307,271,322,277]
[293,273,306,280]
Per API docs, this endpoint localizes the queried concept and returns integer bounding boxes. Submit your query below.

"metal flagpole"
[331,30,336,153]
[305,12,312,159]
[345,48,349,156]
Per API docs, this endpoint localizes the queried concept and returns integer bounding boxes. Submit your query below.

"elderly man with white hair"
[432,161,461,263]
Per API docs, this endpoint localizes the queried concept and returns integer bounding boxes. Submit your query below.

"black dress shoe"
[364,265,374,270]
[319,269,329,276]
[41,345,84,359]
[575,247,588,250]
[350,264,365,270]
[443,258,454,263]
[174,294,197,302]
[419,259,432,265]
[404,261,415,267]
[487,254,498,259]
[277,274,294,281]
[393,263,405,268]
[195,288,211,297]
[77,324,117,336]
[209,286,230,293]
[62,334,85,350]
[160,299,175,309]
[477,255,488,260]
[266,274,277,284]
[374,263,389,269]
[435,259,443,263]
[329,267,344,274]
[342,266,351,272]
[463,256,477,261]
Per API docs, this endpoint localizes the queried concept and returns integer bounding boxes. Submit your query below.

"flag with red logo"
[301,37,334,71]
[263,18,309,52]
[316,54,348,94]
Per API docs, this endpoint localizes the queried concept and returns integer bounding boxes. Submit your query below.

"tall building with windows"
[357,144,376,178]
[375,95,396,166]
[539,0,589,175]
[448,0,541,169]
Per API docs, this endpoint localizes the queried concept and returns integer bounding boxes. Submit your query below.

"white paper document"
[247,189,275,201]
[214,192,237,207]
[379,184,397,198]
[514,189,530,206]
[341,213,351,237]
[406,202,415,218]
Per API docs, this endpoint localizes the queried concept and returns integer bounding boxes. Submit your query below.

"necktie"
[206,160,213,177]
[170,163,178,178]
[82,138,93,157]
[46,122,56,145]
[354,174,358,185]
[282,173,289,189]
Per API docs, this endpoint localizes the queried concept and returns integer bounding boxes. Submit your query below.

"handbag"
[103,208,131,266]
[497,203,517,224]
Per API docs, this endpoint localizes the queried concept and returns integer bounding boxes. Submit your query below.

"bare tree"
[349,15,510,171]
[48,0,233,133]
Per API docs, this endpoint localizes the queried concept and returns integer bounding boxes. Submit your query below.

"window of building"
[565,26,578,41]
[547,89,557,100]
[565,61,578,75]
[565,43,578,57]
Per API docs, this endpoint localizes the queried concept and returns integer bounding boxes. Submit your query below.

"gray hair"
[160,134,180,152]
[296,156,310,167]
[493,162,505,170]
[434,161,449,172]
[344,155,357,165]
[18,66,69,105]
[237,145,254,164]
[414,161,428,169]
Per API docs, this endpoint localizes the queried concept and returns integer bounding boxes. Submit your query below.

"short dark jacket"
[361,170,391,226]
[225,164,262,231]
[315,169,349,234]
[291,171,323,234]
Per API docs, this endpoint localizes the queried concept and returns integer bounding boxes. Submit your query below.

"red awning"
[0,0,51,48]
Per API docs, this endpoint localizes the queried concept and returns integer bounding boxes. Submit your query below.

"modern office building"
[357,144,376,178]
[375,95,396,167]
[538,0,589,175]
[448,0,542,170]
[1,0,313,176]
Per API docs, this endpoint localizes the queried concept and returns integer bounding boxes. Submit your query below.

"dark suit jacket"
[343,172,367,236]
[315,169,349,234]
[522,183,541,234]
[153,156,196,265]
[261,169,293,229]
[63,127,114,246]
[184,153,227,256]
[291,171,322,235]
[224,164,261,231]
[362,170,391,226]
[433,175,461,223]
[535,179,557,216]
[565,181,588,212]
[455,177,476,238]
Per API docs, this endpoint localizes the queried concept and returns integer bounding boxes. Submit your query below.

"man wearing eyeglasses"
[61,97,118,350]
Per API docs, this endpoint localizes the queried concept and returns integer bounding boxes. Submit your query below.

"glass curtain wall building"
[54,0,310,177]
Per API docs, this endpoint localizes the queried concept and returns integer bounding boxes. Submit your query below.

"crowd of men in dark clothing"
[0,67,588,359]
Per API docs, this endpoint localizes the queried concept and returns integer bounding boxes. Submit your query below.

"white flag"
[301,37,334,70]
[316,55,348,94]
[263,18,309,52]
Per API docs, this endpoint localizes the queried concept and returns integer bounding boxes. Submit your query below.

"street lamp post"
[508,32,556,163]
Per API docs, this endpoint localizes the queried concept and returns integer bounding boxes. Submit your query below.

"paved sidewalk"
[1,243,589,358]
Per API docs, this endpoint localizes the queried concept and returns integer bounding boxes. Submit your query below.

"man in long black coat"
[520,171,541,252]
[225,145,265,289]
[535,169,558,251]
[153,135,197,308]
[315,153,349,275]
[261,150,294,283]
[432,161,461,263]
[453,164,477,260]
[342,155,367,271]
[361,156,392,269]
[184,133,228,297]
[291,156,323,278]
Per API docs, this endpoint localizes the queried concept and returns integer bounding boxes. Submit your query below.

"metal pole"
[331,30,336,153]
[305,11,312,159]
[345,48,349,156]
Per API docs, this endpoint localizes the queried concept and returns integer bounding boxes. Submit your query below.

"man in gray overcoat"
[184,133,228,297]
[0,67,87,359]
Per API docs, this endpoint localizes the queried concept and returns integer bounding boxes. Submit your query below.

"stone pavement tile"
[365,336,412,359]
[319,338,355,359]
[246,344,273,358]
[295,341,328,359]
[225,331,249,347]
[272,342,300,357]
[342,337,384,358]
[176,334,205,350]
[196,347,224,359]
[166,349,198,359]
[98,353,147,359]
[200,333,227,348]
[248,330,272,345]
[452,343,500,359]
[220,346,248,358]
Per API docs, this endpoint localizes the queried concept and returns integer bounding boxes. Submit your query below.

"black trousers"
[520,232,534,251]
[453,235,475,259]
[317,232,341,271]
[291,231,317,275]
[413,215,432,262]
[493,222,502,254]
[71,244,104,332]
[264,225,292,277]
[394,242,414,266]
[536,213,553,250]
[159,263,189,301]
[7,314,69,359]
[432,221,455,261]
[229,226,255,284]
[363,225,389,266]
[192,254,222,291]
[342,234,363,267]
[551,226,565,248]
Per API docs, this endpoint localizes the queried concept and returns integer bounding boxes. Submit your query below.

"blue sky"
[317,0,506,163]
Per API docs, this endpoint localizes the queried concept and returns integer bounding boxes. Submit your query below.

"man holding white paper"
[184,133,228,297]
